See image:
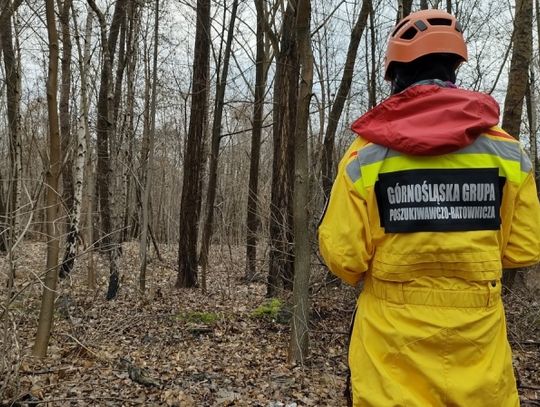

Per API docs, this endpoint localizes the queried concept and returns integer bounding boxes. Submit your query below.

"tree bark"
[526,70,539,192]
[176,0,211,288]
[321,0,370,199]
[397,0,414,23]
[268,1,298,297]
[368,2,376,109]
[73,6,96,288]
[288,0,313,365]
[140,0,160,293]
[501,0,533,289]
[33,0,62,357]
[0,0,22,259]
[58,0,76,278]
[88,0,128,300]
[245,0,266,282]
[199,0,239,292]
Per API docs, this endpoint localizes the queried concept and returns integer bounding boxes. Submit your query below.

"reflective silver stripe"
[346,157,361,183]
[456,136,521,163]
[346,144,392,183]
[521,154,533,173]
[357,144,391,166]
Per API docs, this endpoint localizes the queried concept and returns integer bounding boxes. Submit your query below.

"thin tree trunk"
[199,0,239,292]
[501,0,533,289]
[288,0,313,365]
[368,2,376,109]
[0,0,22,268]
[88,0,128,300]
[321,0,370,198]
[140,0,160,293]
[447,0,452,13]
[33,0,62,357]
[176,0,211,288]
[268,1,298,297]
[122,1,139,243]
[420,0,429,10]
[526,69,538,192]
[73,7,96,288]
[245,0,266,282]
[397,0,413,23]
[58,0,76,278]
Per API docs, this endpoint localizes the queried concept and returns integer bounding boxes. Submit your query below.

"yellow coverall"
[319,84,540,406]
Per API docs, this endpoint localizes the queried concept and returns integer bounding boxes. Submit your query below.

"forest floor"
[1,242,539,407]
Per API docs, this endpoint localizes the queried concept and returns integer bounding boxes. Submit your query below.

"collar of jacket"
[351,84,500,156]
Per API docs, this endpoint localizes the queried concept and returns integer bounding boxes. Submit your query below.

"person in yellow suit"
[319,9,540,407]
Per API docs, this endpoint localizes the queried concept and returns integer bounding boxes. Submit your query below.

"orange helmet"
[384,9,467,80]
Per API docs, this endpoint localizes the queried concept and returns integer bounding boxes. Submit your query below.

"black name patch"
[374,168,504,233]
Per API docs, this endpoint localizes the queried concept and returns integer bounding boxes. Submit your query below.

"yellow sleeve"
[502,170,540,268]
[318,139,373,286]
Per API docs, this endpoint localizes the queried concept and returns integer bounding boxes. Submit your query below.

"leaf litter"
[1,242,538,406]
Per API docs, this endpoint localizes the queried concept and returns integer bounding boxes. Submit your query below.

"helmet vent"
[415,20,428,31]
[428,18,452,26]
[401,27,418,40]
[392,19,410,37]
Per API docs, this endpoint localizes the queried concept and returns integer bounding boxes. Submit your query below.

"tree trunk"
[58,0,76,278]
[526,70,538,192]
[0,0,22,261]
[321,0,370,199]
[73,6,96,288]
[122,1,140,243]
[245,0,266,282]
[33,0,62,357]
[288,0,313,366]
[88,0,128,300]
[140,0,160,293]
[534,0,540,192]
[368,2,376,109]
[501,0,532,289]
[397,0,414,23]
[176,0,211,289]
[268,1,298,297]
[420,0,429,10]
[199,0,239,292]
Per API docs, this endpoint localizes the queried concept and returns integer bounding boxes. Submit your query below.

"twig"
[59,332,104,361]
[17,396,144,405]
[519,384,540,390]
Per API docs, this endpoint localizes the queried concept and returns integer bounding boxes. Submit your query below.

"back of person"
[319,9,540,407]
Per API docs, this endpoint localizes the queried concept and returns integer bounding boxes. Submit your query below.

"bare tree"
[397,0,414,22]
[88,0,129,300]
[176,0,211,288]
[72,5,96,288]
[58,0,76,278]
[321,0,370,198]
[33,0,62,357]
[501,0,533,289]
[268,1,298,297]
[289,0,314,365]
[199,0,240,291]
[140,0,160,293]
[0,0,23,262]
[245,0,267,282]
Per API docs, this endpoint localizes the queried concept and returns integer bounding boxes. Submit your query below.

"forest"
[0,0,539,405]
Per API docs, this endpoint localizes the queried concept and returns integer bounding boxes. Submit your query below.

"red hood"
[351,85,500,155]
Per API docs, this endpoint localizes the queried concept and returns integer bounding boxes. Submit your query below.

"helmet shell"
[385,9,468,80]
